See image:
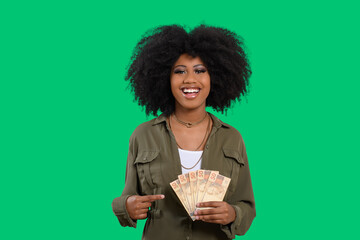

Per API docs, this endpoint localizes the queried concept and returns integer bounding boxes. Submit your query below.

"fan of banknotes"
[170,169,231,221]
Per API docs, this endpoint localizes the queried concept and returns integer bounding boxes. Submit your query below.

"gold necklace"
[168,115,211,170]
[181,153,203,170]
[169,114,210,151]
[173,112,208,128]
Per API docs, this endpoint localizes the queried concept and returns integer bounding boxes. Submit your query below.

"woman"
[112,25,255,240]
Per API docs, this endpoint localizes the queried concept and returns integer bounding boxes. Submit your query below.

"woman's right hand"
[126,194,165,220]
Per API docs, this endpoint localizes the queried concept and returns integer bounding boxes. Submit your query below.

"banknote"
[195,169,205,205]
[178,173,194,214]
[197,171,218,203]
[170,169,229,221]
[196,174,231,210]
[170,179,193,219]
[188,171,198,214]
[196,170,219,204]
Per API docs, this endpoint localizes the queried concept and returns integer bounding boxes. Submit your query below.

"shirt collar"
[152,112,230,129]
[209,112,231,129]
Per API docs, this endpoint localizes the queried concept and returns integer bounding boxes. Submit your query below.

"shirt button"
[143,157,147,160]
[186,237,190,240]
[206,145,209,149]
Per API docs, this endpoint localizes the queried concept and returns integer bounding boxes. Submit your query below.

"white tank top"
[178,148,203,174]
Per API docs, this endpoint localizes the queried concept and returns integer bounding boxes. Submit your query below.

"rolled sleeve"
[112,135,140,228]
[220,202,255,239]
[112,195,137,228]
[220,138,256,239]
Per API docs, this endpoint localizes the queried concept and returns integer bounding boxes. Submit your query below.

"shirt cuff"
[220,204,242,239]
[112,195,137,228]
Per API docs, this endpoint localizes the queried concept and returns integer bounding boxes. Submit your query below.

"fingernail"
[195,216,199,220]
[194,211,198,215]
[161,195,165,199]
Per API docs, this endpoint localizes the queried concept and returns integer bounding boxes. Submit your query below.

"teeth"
[183,88,200,93]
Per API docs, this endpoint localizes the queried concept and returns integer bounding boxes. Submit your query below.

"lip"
[180,86,201,99]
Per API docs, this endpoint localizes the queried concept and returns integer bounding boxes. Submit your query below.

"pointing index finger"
[140,194,165,203]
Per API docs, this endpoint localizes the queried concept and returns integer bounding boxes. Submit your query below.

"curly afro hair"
[125,24,251,116]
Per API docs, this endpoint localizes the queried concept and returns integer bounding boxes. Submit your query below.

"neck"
[173,105,207,123]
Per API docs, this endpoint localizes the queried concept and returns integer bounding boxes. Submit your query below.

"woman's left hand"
[194,201,236,225]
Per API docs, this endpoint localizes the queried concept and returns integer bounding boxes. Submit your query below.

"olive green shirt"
[112,113,256,240]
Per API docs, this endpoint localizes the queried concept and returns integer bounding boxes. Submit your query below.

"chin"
[176,102,206,111]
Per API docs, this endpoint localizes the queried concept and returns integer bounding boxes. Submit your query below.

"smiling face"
[170,54,210,113]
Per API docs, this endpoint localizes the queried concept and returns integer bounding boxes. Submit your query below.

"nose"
[183,71,196,84]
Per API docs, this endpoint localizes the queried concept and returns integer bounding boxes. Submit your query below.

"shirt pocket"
[134,150,160,195]
[222,148,245,198]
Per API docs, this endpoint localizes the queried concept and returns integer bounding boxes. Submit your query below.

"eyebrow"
[174,64,205,68]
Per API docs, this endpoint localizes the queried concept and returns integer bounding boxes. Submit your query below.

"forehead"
[173,53,205,67]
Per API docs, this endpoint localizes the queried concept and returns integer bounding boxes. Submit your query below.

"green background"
[1,0,359,239]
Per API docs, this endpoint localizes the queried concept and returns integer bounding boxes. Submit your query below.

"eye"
[174,69,186,74]
[195,69,207,74]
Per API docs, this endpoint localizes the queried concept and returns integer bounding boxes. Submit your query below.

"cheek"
[170,79,180,97]
[170,76,182,90]
[169,76,176,91]
[171,87,178,99]
[204,76,211,92]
